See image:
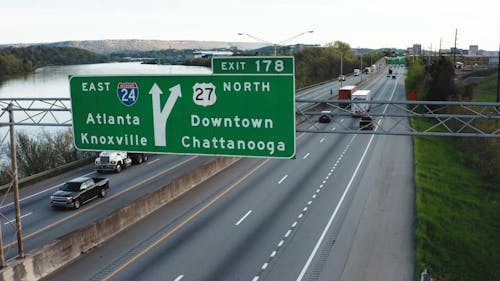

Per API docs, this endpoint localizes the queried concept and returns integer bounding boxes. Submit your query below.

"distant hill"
[35,40,267,54]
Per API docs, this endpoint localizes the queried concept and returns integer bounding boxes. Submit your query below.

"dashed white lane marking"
[146,158,160,165]
[5,212,32,225]
[174,274,184,281]
[302,153,310,160]
[251,135,358,281]
[235,210,253,226]
[278,174,288,184]
[320,138,325,143]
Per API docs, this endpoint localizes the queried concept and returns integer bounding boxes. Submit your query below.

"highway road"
[41,67,414,281]
[0,70,364,261]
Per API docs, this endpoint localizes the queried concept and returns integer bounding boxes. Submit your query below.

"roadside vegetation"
[293,41,384,89]
[0,129,96,187]
[406,58,499,280]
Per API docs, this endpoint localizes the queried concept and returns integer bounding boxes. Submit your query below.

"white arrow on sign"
[150,83,182,146]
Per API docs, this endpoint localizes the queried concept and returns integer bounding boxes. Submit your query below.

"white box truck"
[351,90,371,117]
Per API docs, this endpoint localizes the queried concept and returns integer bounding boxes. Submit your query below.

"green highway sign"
[70,74,296,158]
[385,56,406,65]
[212,56,294,75]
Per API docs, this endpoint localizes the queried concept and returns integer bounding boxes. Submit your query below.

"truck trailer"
[351,90,371,117]
[338,85,357,108]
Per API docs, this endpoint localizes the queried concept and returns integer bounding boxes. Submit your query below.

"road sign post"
[70,72,295,158]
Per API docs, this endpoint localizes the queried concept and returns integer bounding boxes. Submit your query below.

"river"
[0,62,211,138]
[0,62,211,98]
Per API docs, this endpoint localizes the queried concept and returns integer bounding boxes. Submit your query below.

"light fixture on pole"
[238,30,313,56]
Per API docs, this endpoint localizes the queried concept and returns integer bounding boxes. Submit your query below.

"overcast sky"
[1,0,499,51]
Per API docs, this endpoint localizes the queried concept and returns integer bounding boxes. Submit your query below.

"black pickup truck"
[50,177,109,209]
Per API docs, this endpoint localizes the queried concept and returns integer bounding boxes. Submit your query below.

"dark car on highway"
[51,177,109,209]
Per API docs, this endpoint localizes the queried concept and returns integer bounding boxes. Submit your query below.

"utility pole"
[453,28,458,65]
[0,224,5,268]
[360,55,363,81]
[497,39,499,106]
[8,104,24,258]
[439,37,442,56]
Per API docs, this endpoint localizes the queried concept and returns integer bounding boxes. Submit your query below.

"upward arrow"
[149,83,182,146]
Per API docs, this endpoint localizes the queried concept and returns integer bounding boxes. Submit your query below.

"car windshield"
[60,182,81,192]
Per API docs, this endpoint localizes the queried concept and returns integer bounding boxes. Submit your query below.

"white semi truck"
[95,151,132,173]
[351,90,371,117]
[95,151,149,173]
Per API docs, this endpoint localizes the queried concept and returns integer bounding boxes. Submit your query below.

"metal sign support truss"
[295,98,500,138]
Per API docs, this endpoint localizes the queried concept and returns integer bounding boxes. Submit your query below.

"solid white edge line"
[295,76,399,281]
[295,133,374,281]
[278,174,288,184]
[235,210,253,226]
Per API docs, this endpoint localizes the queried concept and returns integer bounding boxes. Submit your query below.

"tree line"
[293,41,384,89]
[0,130,96,186]
[0,46,109,77]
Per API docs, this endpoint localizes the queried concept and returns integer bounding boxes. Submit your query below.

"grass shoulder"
[412,73,500,280]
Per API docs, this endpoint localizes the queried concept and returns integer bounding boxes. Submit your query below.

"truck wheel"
[99,188,106,198]
[137,156,143,164]
[143,155,148,162]
[116,164,122,173]
[97,170,103,174]
[74,199,80,209]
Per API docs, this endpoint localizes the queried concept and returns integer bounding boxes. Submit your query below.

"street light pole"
[238,31,313,56]
[340,52,344,87]
[360,55,363,81]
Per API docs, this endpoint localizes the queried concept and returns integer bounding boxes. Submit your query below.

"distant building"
[193,51,233,59]
[469,45,479,55]
[413,44,422,55]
